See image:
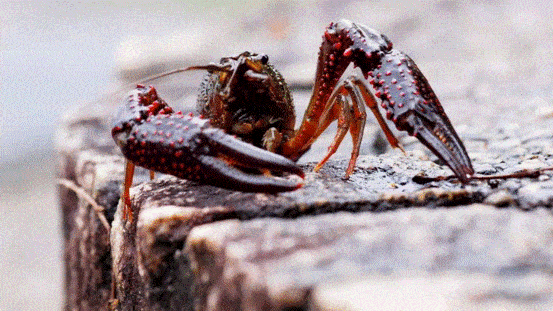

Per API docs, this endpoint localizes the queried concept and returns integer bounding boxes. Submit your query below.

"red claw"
[372,51,474,182]
[281,20,473,182]
[113,86,303,192]
[112,86,304,221]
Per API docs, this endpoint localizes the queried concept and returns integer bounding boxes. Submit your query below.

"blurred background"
[2,0,553,309]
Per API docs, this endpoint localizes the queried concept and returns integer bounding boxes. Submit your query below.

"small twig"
[471,168,552,180]
[413,167,553,184]
[58,178,111,233]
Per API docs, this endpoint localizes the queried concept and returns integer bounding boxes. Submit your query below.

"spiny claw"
[112,85,303,193]
[282,20,474,182]
[370,50,474,182]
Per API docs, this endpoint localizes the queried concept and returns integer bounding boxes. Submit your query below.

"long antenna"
[118,63,232,91]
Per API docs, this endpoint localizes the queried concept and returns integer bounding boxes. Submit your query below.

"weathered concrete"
[186,207,553,310]
[59,150,122,310]
[104,146,551,309]
[57,86,553,309]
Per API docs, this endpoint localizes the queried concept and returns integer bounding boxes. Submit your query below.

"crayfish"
[112,20,474,221]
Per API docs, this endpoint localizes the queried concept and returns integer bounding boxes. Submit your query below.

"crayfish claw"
[397,111,474,183]
[112,85,303,195]
[369,50,474,183]
[197,127,304,192]
[281,20,474,183]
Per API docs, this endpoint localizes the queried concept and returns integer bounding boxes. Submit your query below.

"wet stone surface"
[109,128,553,309]
[57,85,553,310]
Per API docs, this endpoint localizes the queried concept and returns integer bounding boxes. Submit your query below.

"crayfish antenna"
[117,64,234,94]
[184,64,232,72]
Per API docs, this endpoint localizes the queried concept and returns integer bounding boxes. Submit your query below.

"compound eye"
[260,54,269,65]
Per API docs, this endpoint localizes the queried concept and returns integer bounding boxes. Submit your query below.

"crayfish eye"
[260,54,269,65]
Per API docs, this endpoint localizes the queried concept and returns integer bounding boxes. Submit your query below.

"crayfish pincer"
[112,86,304,221]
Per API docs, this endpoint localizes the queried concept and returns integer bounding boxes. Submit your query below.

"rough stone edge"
[184,206,553,310]
[60,150,124,310]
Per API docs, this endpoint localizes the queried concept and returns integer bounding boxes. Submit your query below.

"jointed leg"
[350,77,405,153]
[312,94,352,173]
[122,160,135,223]
[311,77,369,178]
[310,74,407,179]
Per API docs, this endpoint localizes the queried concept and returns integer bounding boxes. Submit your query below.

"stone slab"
[186,207,553,310]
